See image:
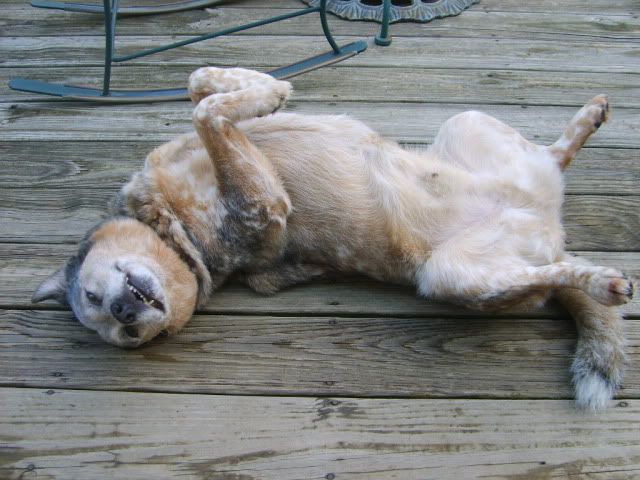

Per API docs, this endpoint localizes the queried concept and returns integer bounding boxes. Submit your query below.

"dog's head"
[32,218,199,347]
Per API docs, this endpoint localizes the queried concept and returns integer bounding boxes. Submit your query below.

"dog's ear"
[32,223,97,306]
[32,266,69,305]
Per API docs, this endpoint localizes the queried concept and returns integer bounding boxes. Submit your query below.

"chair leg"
[319,0,341,53]
[101,0,119,96]
[375,0,392,46]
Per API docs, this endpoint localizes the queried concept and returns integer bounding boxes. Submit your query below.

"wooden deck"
[1,1,639,478]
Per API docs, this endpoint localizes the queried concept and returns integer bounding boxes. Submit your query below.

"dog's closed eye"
[85,290,102,306]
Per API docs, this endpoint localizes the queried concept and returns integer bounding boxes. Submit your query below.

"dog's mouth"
[126,274,165,312]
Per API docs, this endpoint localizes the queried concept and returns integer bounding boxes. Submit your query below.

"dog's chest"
[154,150,228,239]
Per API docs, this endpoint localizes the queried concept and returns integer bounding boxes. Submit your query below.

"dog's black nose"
[110,301,136,324]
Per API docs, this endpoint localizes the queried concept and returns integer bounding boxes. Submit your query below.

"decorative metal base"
[9,41,367,103]
[302,0,479,23]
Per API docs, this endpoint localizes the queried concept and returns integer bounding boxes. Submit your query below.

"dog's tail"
[554,255,627,410]
[547,95,609,170]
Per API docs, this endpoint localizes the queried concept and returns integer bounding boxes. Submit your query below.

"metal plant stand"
[9,0,370,103]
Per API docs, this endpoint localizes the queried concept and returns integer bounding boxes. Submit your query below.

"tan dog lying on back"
[34,67,633,410]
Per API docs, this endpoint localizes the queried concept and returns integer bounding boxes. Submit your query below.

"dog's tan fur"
[35,67,633,409]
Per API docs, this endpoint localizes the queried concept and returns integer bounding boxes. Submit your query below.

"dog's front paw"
[188,67,227,104]
[188,67,290,106]
[258,80,292,116]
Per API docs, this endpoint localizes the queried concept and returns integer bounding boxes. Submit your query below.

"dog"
[33,67,633,410]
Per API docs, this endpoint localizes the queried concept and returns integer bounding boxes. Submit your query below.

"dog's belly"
[241,113,566,281]
[149,112,566,287]
[243,114,424,283]
[278,155,415,283]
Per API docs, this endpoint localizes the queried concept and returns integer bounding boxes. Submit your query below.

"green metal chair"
[9,0,379,102]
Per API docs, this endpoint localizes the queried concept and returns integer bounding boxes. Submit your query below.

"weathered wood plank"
[3,141,636,195]
[561,196,640,251]
[1,309,639,398]
[1,185,638,249]
[477,0,638,15]
[2,102,638,148]
[2,35,639,73]
[2,4,638,41]
[4,66,640,107]
[1,389,638,480]
[3,0,633,15]
[2,243,638,317]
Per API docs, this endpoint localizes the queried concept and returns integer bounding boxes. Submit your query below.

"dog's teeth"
[125,274,161,309]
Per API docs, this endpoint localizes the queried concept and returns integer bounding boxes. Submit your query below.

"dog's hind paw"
[585,94,610,130]
[587,269,634,306]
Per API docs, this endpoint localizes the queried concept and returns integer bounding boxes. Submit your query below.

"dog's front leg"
[190,68,293,268]
[237,264,327,295]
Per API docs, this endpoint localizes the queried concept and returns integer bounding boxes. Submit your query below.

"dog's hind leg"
[552,254,628,410]
[189,69,293,268]
[418,253,632,409]
[548,95,609,170]
[420,256,633,310]
[478,260,630,410]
